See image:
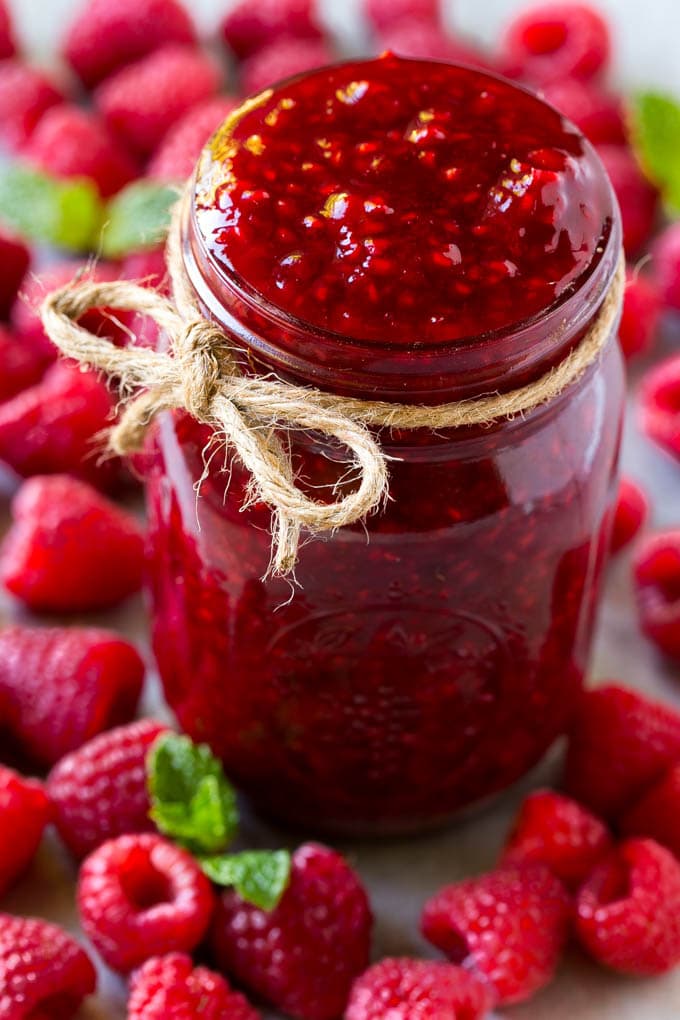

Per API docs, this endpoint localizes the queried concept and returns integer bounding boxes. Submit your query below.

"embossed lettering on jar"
[146,55,624,833]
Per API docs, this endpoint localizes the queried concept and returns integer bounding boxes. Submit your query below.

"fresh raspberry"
[0,361,125,491]
[128,953,262,1020]
[610,477,648,554]
[241,39,334,97]
[365,0,440,32]
[618,269,661,361]
[377,20,488,65]
[0,1,15,59]
[564,683,680,818]
[48,719,167,859]
[122,248,168,290]
[12,260,129,362]
[346,957,493,1020]
[652,221,680,312]
[421,864,570,1005]
[220,0,323,60]
[0,914,96,1019]
[0,327,47,404]
[147,96,237,182]
[211,842,372,1020]
[78,832,215,973]
[540,79,626,145]
[64,0,197,89]
[0,625,144,767]
[622,764,680,858]
[576,838,680,975]
[0,766,51,896]
[96,45,221,158]
[633,531,680,660]
[0,229,30,320]
[23,105,138,198]
[596,145,659,256]
[499,789,612,890]
[501,3,610,83]
[0,475,145,613]
[0,60,65,150]
[639,354,680,463]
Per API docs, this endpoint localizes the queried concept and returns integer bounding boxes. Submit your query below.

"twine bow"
[40,192,625,576]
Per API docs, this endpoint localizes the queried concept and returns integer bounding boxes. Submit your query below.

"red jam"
[147,56,624,833]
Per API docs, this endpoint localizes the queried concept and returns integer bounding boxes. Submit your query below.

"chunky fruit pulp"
[147,56,623,831]
[196,54,612,343]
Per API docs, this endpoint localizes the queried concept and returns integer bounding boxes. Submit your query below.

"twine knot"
[40,191,625,578]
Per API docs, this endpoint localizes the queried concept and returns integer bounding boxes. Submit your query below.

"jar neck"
[182,198,621,405]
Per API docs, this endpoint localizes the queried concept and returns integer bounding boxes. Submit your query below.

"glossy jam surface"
[147,59,624,833]
[195,55,613,344]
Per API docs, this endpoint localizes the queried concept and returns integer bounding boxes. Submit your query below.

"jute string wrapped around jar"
[40,188,625,577]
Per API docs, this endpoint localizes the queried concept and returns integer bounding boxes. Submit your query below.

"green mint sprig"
[631,91,680,214]
[0,164,103,251]
[147,732,291,910]
[100,180,176,258]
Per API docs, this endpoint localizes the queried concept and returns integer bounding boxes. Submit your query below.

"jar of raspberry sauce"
[146,54,624,834]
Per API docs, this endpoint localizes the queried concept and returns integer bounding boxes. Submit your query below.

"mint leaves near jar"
[631,92,680,214]
[147,731,292,910]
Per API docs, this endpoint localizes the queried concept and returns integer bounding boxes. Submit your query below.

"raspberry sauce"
[147,56,624,832]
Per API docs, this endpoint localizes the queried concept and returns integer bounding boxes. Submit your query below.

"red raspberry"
[500,789,612,891]
[211,842,372,1020]
[610,477,648,554]
[0,624,144,767]
[622,764,680,858]
[0,914,96,1019]
[12,260,129,362]
[78,832,215,973]
[148,96,237,182]
[0,326,47,404]
[639,354,680,463]
[596,145,659,256]
[96,45,222,158]
[0,766,51,896]
[652,221,680,311]
[421,864,570,1005]
[540,79,626,145]
[564,683,680,818]
[122,248,168,290]
[633,531,680,660]
[501,3,610,83]
[220,0,323,60]
[128,953,262,1020]
[48,719,167,859]
[23,105,138,198]
[0,60,65,150]
[64,0,197,89]
[576,838,680,975]
[365,0,440,32]
[0,361,125,491]
[241,39,334,97]
[377,20,488,65]
[0,475,145,613]
[618,269,661,361]
[0,1,15,59]
[0,229,30,320]
[346,958,493,1020]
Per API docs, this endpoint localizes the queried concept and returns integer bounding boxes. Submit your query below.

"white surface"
[3,2,680,1018]
[10,0,680,92]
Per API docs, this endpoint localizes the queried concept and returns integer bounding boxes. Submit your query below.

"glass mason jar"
[145,56,624,834]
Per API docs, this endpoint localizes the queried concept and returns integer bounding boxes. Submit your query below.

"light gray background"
[3,2,680,1019]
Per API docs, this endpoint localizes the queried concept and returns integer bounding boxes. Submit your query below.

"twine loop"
[40,193,624,577]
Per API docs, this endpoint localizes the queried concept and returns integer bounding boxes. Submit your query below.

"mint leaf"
[0,164,103,250]
[201,850,292,911]
[147,733,239,855]
[101,180,176,258]
[631,91,680,213]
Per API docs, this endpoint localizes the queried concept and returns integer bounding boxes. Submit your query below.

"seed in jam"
[194,54,613,345]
